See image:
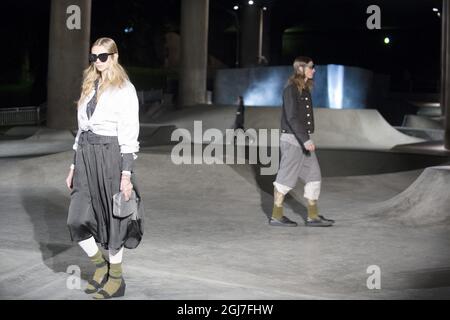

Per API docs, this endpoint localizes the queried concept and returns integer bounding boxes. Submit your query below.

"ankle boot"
[93,263,126,299]
[84,250,109,294]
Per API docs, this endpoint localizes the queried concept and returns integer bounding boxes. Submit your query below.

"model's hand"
[120,175,133,201]
[305,142,316,152]
[66,168,74,190]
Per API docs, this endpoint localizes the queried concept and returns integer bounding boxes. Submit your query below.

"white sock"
[78,236,99,257]
[109,247,124,264]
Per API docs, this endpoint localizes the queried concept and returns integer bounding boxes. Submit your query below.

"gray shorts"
[274,139,322,199]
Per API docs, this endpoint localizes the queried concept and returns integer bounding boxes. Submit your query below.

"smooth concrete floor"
[1,147,450,300]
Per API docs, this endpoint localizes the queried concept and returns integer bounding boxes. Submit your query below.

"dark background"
[0,0,442,108]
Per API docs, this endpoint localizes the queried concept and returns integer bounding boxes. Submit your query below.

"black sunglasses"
[89,52,115,63]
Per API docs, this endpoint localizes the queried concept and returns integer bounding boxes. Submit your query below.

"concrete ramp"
[311,108,424,149]
[155,105,236,133]
[0,128,74,157]
[368,166,450,227]
[4,126,41,138]
[154,105,423,150]
[402,115,444,130]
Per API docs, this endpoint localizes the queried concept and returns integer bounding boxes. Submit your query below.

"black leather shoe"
[319,215,335,224]
[269,216,298,227]
[305,217,333,227]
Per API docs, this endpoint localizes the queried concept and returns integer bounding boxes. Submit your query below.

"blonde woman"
[270,56,335,227]
[65,37,144,299]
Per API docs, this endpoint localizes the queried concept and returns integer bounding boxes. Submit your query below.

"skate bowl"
[154,105,424,150]
[367,166,450,227]
[0,106,442,177]
[0,128,75,157]
[0,124,177,157]
[402,115,444,130]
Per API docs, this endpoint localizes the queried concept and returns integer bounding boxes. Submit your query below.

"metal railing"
[0,106,42,126]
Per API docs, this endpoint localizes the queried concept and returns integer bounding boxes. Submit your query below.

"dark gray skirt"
[67,131,144,250]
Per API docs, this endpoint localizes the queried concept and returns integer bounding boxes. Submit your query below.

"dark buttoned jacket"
[280,83,315,149]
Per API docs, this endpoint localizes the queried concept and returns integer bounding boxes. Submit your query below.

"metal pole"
[258,8,263,64]
[443,0,450,149]
[441,0,447,117]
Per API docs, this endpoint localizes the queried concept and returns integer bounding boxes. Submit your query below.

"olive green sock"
[307,200,319,220]
[272,206,284,220]
[86,250,108,291]
[93,263,123,299]
[272,187,285,219]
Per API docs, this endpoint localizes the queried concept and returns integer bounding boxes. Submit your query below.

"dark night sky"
[0,0,443,107]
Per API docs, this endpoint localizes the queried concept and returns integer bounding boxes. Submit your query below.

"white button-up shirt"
[72,80,140,155]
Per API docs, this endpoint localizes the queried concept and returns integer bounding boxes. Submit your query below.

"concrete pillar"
[240,3,259,67]
[179,0,209,107]
[442,0,450,149]
[47,0,91,129]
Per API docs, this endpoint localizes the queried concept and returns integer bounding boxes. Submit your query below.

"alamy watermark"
[66,265,81,290]
[66,5,81,30]
[170,121,280,175]
[366,5,381,30]
[366,265,381,290]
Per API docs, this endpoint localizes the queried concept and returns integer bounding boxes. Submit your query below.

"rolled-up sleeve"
[72,128,82,151]
[117,84,140,154]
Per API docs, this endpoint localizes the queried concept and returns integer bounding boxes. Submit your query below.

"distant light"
[248,0,254,5]
[233,5,239,10]
[327,65,344,109]
[124,27,134,33]
[438,12,441,17]
[433,8,439,12]
[263,6,267,11]
[384,37,390,44]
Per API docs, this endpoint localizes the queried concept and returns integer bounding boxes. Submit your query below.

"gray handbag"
[112,191,139,219]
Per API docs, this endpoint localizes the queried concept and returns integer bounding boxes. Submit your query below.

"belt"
[79,131,118,145]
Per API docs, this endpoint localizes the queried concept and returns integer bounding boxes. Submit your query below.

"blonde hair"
[78,37,129,106]
[288,56,314,93]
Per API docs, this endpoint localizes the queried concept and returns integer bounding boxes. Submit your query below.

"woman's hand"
[120,174,133,201]
[66,168,74,190]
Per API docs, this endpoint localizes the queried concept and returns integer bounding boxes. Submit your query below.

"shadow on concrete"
[20,187,90,281]
[249,163,308,222]
[228,160,308,222]
[393,267,450,290]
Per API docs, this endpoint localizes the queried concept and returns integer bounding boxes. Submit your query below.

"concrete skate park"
[2,0,450,302]
[1,103,450,300]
